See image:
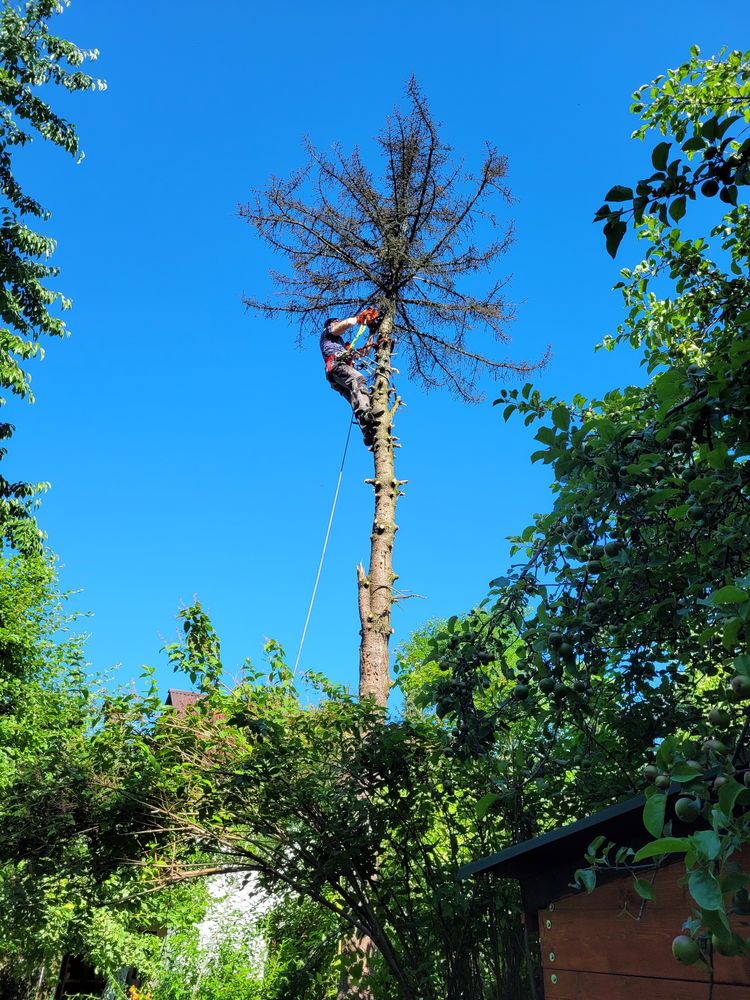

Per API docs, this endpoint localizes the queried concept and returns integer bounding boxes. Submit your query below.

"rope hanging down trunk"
[293,418,355,676]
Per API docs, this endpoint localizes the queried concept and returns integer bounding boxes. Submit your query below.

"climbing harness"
[324,347,368,374]
[292,418,355,677]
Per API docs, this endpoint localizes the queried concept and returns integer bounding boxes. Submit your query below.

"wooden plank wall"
[538,854,750,999]
[541,970,748,999]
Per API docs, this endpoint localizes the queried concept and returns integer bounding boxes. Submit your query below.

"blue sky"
[8,1,746,695]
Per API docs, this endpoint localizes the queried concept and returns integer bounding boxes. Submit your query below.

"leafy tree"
[596,45,750,256]
[0,553,206,994]
[0,0,103,553]
[133,606,685,999]
[241,80,544,707]
[430,46,750,969]
[120,605,538,1000]
[0,8,202,992]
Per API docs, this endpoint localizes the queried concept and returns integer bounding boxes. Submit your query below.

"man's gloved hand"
[357,306,379,326]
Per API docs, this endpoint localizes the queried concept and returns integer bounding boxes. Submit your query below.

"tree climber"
[320,308,379,447]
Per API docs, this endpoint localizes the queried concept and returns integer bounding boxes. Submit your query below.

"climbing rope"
[347,322,369,350]
[292,418,355,677]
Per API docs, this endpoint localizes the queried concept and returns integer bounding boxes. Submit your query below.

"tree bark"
[357,307,401,707]
[340,308,402,999]
[336,930,376,1000]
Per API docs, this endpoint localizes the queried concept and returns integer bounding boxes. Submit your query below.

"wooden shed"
[460,794,750,999]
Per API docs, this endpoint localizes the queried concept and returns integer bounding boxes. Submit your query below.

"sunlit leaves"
[0,0,103,553]
[597,49,750,257]
[484,47,750,963]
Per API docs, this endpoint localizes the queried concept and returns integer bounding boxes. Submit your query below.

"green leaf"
[671,763,704,783]
[595,419,618,443]
[668,503,691,520]
[634,877,656,900]
[551,406,570,432]
[706,443,730,470]
[701,117,718,141]
[669,195,686,222]
[701,905,731,937]
[534,426,557,446]
[604,219,627,259]
[643,793,667,838]
[634,837,690,862]
[712,586,749,605]
[723,618,743,649]
[475,792,501,820]
[653,368,684,404]
[585,835,607,856]
[691,830,721,861]
[718,779,745,817]
[688,869,723,911]
[720,872,748,894]
[656,735,678,768]
[651,141,671,170]
[573,867,596,893]
[715,114,741,139]
[605,185,634,202]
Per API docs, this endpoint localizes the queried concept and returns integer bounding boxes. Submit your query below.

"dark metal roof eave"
[457,792,646,880]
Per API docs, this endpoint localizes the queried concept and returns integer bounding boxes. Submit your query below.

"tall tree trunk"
[340,308,402,999]
[357,307,402,706]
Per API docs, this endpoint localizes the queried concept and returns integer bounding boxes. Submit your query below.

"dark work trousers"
[327,360,373,444]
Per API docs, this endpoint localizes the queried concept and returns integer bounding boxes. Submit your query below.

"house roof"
[164,689,204,714]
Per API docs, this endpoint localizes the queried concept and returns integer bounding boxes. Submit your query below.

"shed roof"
[457,785,704,912]
[458,793,662,912]
[458,793,646,881]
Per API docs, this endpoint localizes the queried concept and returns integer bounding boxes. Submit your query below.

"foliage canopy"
[430,45,750,965]
[0,0,103,553]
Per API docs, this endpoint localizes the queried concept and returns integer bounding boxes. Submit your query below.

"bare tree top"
[240,78,546,400]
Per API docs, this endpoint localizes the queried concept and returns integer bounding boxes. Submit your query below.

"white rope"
[293,419,355,676]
